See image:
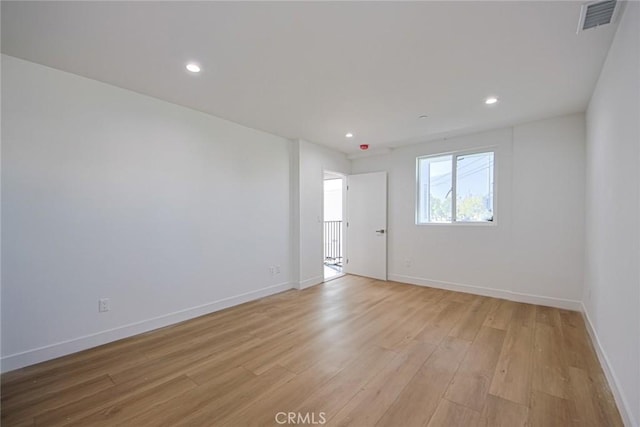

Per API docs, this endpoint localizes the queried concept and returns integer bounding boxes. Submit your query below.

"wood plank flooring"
[1,275,623,426]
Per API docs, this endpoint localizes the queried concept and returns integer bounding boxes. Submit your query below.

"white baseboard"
[1,281,293,373]
[581,303,637,427]
[297,275,324,290]
[389,274,582,311]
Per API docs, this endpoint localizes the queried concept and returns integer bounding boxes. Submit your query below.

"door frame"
[322,170,347,282]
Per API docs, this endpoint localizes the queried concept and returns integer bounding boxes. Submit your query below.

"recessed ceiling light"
[186,63,201,73]
[485,96,499,105]
[345,133,354,138]
[419,115,428,119]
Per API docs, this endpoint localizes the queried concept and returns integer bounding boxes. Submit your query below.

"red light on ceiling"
[360,144,369,150]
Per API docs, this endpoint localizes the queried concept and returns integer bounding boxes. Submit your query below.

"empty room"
[1,1,638,426]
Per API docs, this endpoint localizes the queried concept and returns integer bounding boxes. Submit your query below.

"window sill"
[415,221,497,227]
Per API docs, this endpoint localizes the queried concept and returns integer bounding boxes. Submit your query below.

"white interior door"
[345,172,387,280]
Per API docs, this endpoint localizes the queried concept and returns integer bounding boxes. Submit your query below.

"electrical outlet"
[404,259,412,268]
[98,298,110,313]
[269,266,275,276]
[275,265,281,274]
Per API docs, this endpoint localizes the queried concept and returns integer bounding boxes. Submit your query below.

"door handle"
[376,229,385,234]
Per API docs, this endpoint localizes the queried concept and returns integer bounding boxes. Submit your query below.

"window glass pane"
[418,155,452,223]
[455,152,494,222]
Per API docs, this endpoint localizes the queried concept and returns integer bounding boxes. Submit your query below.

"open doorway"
[323,172,344,281]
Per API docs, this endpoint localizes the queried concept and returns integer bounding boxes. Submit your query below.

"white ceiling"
[1,1,619,154]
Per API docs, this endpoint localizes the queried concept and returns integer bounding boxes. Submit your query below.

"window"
[417,150,494,224]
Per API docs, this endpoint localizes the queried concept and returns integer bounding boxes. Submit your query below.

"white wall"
[1,55,293,371]
[512,116,585,300]
[584,3,640,425]
[352,113,585,308]
[291,139,350,289]
[324,180,342,222]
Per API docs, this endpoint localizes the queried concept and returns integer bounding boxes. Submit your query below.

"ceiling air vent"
[577,0,618,32]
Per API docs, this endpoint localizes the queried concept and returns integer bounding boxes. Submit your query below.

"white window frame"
[415,147,497,226]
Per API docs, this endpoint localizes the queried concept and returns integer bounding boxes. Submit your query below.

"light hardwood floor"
[1,275,623,426]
